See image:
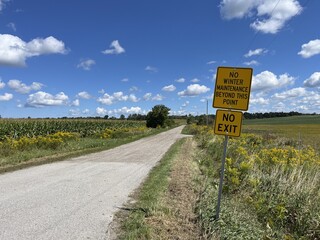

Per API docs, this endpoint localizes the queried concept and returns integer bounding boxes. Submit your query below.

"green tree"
[146,105,170,128]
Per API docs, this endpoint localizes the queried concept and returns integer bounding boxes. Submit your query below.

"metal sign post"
[215,135,228,220]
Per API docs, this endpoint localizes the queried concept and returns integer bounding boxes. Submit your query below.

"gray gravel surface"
[0,126,187,240]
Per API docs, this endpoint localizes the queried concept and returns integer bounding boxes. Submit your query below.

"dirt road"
[0,126,187,240]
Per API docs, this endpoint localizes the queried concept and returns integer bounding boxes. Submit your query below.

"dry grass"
[146,138,202,240]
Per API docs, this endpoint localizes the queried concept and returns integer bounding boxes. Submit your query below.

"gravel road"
[0,126,187,240]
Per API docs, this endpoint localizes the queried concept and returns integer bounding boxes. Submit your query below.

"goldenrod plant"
[187,124,320,239]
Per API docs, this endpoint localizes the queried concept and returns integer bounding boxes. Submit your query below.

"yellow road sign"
[213,67,253,111]
[214,110,243,137]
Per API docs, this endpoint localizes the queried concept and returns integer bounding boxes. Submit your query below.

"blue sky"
[0,0,320,118]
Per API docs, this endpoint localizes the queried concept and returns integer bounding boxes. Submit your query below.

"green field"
[243,115,320,151]
[243,115,320,125]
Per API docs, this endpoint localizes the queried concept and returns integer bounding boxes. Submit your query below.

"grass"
[118,138,185,239]
[243,115,320,125]
[0,127,166,174]
[118,137,202,240]
[145,138,201,239]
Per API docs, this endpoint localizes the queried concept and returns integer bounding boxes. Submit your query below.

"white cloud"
[8,79,43,94]
[170,110,187,116]
[207,61,216,65]
[152,94,164,101]
[69,109,80,116]
[252,71,295,92]
[98,93,114,105]
[97,91,138,105]
[82,109,90,114]
[96,106,145,117]
[143,93,152,101]
[98,89,105,94]
[273,87,307,99]
[112,107,144,116]
[77,59,95,70]
[25,91,68,107]
[298,39,320,58]
[162,84,176,92]
[96,107,108,116]
[71,99,80,107]
[0,34,67,66]
[142,93,164,101]
[128,94,139,102]
[145,66,158,73]
[220,0,257,19]
[121,78,129,82]
[244,48,267,57]
[190,78,200,83]
[181,101,190,107]
[7,22,16,32]
[27,36,67,55]
[250,97,269,105]
[304,72,320,88]
[102,40,125,55]
[0,79,5,89]
[0,93,13,101]
[113,91,128,101]
[251,0,302,34]
[248,88,320,113]
[212,73,217,82]
[76,91,91,99]
[129,86,138,92]
[243,60,259,66]
[299,92,320,104]
[175,78,185,83]
[220,0,302,34]
[0,0,9,12]
[178,84,210,97]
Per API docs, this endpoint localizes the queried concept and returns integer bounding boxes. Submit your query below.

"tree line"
[243,111,306,119]
[1,108,316,124]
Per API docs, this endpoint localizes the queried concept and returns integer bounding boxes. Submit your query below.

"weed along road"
[0,126,187,240]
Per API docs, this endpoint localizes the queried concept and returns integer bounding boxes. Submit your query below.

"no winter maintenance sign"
[213,67,253,111]
[213,66,253,220]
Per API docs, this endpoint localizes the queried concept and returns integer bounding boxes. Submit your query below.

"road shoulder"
[110,137,202,239]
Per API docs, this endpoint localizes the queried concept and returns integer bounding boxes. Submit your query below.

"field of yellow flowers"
[187,124,320,239]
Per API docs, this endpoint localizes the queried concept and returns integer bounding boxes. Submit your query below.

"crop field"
[0,119,151,171]
[243,115,320,151]
[0,119,146,140]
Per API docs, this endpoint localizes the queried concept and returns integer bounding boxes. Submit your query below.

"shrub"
[146,105,170,128]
